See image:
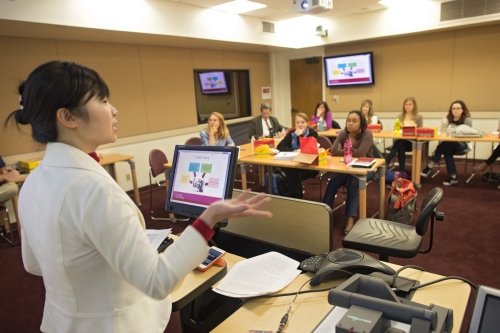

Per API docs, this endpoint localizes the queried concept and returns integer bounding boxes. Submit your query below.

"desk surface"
[99,153,135,165]
[319,129,418,140]
[212,259,471,333]
[417,132,500,143]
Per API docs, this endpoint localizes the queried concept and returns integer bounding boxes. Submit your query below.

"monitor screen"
[198,71,229,94]
[468,285,500,333]
[165,145,238,219]
[324,52,375,87]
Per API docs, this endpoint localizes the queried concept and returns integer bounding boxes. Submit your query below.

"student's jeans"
[431,141,467,176]
[322,171,374,216]
[385,139,412,172]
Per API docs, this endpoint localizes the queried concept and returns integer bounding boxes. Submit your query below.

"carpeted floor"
[1,159,499,332]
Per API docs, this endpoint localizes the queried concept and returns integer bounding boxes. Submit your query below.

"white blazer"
[20,142,208,333]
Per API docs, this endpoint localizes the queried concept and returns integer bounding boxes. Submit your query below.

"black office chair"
[342,187,444,262]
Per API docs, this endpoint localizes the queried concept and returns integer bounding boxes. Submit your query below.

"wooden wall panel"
[191,49,224,69]
[139,46,197,132]
[249,52,271,116]
[452,25,500,111]
[380,31,454,113]
[0,37,59,156]
[324,40,383,114]
[56,41,149,137]
[223,51,251,69]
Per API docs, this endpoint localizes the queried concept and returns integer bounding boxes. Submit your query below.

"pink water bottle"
[344,139,352,165]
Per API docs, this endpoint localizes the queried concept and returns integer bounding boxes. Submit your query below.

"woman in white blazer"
[6,61,271,333]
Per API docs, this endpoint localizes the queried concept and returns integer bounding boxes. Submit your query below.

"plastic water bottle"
[282,128,286,136]
[344,139,352,165]
[394,118,401,136]
[446,125,453,137]
[251,136,255,154]
[440,117,448,134]
[318,117,324,131]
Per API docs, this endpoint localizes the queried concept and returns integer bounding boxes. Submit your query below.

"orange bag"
[388,178,416,209]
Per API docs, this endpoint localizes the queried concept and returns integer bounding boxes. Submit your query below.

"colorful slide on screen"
[199,72,228,93]
[325,54,373,85]
[170,150,231,207]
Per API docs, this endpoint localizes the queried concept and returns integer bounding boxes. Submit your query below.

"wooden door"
[289,57,323,124]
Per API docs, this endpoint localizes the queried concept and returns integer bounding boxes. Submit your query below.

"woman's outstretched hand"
[200,190,272,228]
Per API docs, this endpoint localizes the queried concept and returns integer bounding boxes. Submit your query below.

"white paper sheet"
[146,229,172,249]
[213,251,301,297]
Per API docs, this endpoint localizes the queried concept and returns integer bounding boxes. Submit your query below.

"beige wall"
[0,36,271,156]
[324,24,500,115]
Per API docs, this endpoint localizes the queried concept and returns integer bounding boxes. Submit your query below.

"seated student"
[311,101,333,130]
[385,97,423,173]
[360,99,378,125]
[322,111,374,235]
[277,113,319,199]
[0,156,20,231]
[421,100,472,186]
[200,112,235,146]
[5,60,271,333]
[248,103,286,140]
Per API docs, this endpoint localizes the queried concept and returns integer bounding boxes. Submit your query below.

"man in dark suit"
[249,103,286,140]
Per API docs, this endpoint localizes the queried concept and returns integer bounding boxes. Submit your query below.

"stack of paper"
[146,229,172,249]
[274,151,299,160]
[213,252,301,297]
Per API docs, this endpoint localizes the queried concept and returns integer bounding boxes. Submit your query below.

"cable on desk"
[391,265,426,289]
[409,276,477,291]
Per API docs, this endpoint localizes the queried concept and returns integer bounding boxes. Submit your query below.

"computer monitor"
[165,145,239,219]
[468,285,500,333]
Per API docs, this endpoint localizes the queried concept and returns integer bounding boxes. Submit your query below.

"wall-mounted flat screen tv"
[198,71,229,94]
[324,52,374,87]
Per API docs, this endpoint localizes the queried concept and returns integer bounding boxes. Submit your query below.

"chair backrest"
[149,149,168,178]
[185,137,202,146]
[377,120,383,130]
[332,120,342,129]
[415,187,443,236]
[317,135,333,150]
[372,144,384,158]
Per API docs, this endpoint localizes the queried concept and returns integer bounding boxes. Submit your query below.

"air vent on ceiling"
[261,20,275,34]
[441,0,500,21]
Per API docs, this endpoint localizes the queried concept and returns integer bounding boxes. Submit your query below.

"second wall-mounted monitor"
[198,71,229,94]
[324,52,375,88]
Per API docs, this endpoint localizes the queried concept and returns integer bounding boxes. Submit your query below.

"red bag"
[299,136,319,154]
[388,178,416,209]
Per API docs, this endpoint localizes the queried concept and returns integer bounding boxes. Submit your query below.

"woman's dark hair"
[447,100,470,124]
[5,60,110,144]
[315,101,331,114]
[344,110,367,141]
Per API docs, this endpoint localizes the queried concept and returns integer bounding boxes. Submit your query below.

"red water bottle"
[344,139,352,165]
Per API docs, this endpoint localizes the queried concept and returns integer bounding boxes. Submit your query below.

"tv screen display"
[165,145,238,219]
[198,71,229,94]
[324,52,374,87]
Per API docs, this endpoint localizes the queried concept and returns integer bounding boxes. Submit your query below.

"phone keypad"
[300,254,326,272]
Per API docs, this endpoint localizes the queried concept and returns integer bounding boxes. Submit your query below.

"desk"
[238,154,386,219]
[320,129,423,183]
[212,261,471,333]
[99,154,141,206]
[414,132,500,186]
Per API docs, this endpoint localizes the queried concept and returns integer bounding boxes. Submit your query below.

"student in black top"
[277,113,319,199]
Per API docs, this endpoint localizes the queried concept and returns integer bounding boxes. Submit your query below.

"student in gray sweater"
[421,100,472,186]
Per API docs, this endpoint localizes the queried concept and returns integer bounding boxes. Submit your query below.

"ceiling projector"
[291,0,333,14]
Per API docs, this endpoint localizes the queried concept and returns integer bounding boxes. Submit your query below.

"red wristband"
[192,218,215,241]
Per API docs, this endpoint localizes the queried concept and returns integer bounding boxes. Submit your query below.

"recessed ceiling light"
[212,1,267,14]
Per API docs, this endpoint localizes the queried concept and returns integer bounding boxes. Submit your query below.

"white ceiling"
[166,0,387,21]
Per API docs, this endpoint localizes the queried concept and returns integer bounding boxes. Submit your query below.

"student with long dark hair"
[5,60,271,333]
[322,110,374,234]
[421,100,472,185]
[311,101,334,130]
